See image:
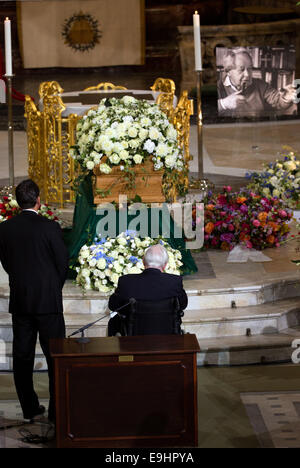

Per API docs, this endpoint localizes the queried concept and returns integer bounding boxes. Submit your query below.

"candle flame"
[195,11,198,15]
[5,17,10,21]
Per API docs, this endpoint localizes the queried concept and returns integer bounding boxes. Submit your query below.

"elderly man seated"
[218,49,297,117]
[107,244,188,336]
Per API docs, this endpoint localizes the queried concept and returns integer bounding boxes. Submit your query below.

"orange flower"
[221,241,231,251]
[236,197,247,204]
[267,222,280,232]
[239,233,250,242]
[267,235,275,244]
[204,222,215,234]
[258,212,268,222]
[206,204,215,211]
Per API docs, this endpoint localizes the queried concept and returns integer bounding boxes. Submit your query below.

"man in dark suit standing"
[0,179,69,423]
[108,244,188,336]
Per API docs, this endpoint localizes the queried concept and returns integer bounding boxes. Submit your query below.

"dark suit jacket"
[0,211,69,315]
[108,268,188,313]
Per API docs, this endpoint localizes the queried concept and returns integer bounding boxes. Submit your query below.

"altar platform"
[0,217,299,369]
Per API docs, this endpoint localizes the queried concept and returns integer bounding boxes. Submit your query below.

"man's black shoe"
[23,405,46,423]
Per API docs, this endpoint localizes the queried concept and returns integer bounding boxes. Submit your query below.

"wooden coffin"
[93,159,165,204]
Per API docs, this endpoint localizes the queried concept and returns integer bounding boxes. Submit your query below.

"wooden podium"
[50,334,200,448]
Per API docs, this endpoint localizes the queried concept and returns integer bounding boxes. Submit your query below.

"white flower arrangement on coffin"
[75,231,183,293]
[246,151,300,210]
[70,95,184,173]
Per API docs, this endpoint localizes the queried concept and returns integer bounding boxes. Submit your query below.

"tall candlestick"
[193,11,202,71]
[4,17,13,76]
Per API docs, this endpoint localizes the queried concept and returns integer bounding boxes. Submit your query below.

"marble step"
[1,277,299,315]
[183,297,300,338]
[0,296,299,342]
[196,326,300,367]
[1,326,299,371]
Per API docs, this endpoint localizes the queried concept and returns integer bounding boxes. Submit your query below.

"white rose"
[165,155,177,168]
[97,258,107,270]
[128,127,138,138]
[141,117,151,127]
[149,127,160,140]
[114,263,123,273]
[120,150,129,160]
[139,128,148,140]
[123,96,136,105]
[81,268,90,278]
[269,176,278,186]
[133,154,143,164]
[111,273,119,284]
[262,188,270,196]
[80,249,90,259]
[166,126,177,140]
[156,143,169,157]
[86,161,95,170]
[109,153,121,165]
[101,139,114,153]
[284,161,297,171]
[128,266,143,274]
[99,163,112,174]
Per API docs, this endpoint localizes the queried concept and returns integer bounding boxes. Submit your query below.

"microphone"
[68,298,137,343]
[114,298,136,317]
[68,313,108,342]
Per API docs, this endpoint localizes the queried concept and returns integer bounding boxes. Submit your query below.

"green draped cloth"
[63,175,197,278]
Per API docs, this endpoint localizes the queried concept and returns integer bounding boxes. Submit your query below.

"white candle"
[4,17,13,76]
[193,11,202,71]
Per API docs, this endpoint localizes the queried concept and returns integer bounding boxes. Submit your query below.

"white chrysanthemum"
[144,139,156,153]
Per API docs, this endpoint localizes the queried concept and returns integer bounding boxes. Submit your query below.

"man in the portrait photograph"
[217,47,297,118]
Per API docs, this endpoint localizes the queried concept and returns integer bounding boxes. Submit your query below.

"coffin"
[93,159,165,204]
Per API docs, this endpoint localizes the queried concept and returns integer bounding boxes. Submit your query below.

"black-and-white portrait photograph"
[216,46,297,118]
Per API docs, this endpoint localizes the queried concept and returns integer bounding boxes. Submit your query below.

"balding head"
[224,50,253,91]
[143,244,169,271]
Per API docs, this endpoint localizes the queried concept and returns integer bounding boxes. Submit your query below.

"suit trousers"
[12,314,65,420]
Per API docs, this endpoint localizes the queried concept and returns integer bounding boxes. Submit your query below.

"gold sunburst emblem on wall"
[62,11,102,52]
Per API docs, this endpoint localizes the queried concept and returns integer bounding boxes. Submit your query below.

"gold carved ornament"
[150,77,176,95]
[25,81,81,208]
[158,91,193,202]
[83,82,127,91]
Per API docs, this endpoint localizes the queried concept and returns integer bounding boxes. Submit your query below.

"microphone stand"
[68,299,136,344]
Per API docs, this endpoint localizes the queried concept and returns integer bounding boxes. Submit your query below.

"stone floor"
[1,364,300,448]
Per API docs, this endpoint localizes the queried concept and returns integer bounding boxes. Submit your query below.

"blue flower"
[129,256,139,264]
[125,230,137,238]
[93,250,104,260]
[104,255,115,264]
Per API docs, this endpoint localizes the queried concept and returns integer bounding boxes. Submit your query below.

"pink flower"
[253,220,261,227]
[278,210,287,218]
[246,240,253,249]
